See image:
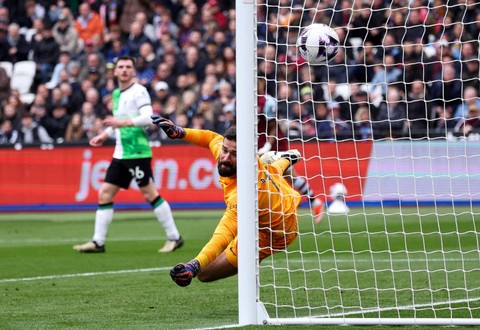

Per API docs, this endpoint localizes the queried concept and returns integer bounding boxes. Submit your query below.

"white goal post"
[237,0,480,326]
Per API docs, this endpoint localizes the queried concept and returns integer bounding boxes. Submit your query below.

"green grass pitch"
[0,207,478,329]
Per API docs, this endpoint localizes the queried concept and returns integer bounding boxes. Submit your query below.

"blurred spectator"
[406,80,432,139]
[177,12,196,49]
[17,112,53,145]
[0,66,10,103]
[152,62,177,91]
[52,11,82,57]
[0,7,9,31]
[401,40,426,84]
[119,0,150,35]
[430,64,462,115]
[222,46,235,70]
[139,42,159,69]
[46,0,67,23]
[89,117,105,141]
[314,102,334,140]
[80,101,98,140]
[329,101,353,140]
[104,38,129,63]
[324,48,351,84]
[431,106,456,137]
[58,82,81,114]
[205,0,227,30]
[163,94,181,119]
[65,112,87,142]
[215,101,235,134]
[461,56,480,91]
[33,84,50,105]
[155,33,180,60]
[180,46,207,81]
[332,0,353,28]
[0,119,19,144]
[92,0,124,32]
[84,87,107,118]
[369,55,402,96]
[79,52,105,83]
[454,105,480,137]
[151,81,170,106]
[276,81,296,119]
[5,22,30,63]
[348,41,377,83]
[29,101,48,126]
[46,51,71,89]
[153,7,179,41]
[404,8,429,44]
[32,22,60,84]
[134,11,155,42]
[100,76,116,99]
[196,94,219,129]
[126,20,151,58]
[14,0,38,29]
[74,2,105,45]
[2,97,24,128]
[135,56,155,88]
[85,67,103,90]
[202,39,220,63]
[453,86,480,121]
[43,102,70,142]
[191,112,213,130]
[373,86,407,139]
[172,112,189,128]
[353,106,373,140]
[46,87,66,112]
[349,0,386,46]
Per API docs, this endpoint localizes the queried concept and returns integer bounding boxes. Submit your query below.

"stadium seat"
[11,60,36,104]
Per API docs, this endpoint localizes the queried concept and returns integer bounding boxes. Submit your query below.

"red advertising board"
[0,141,372,210]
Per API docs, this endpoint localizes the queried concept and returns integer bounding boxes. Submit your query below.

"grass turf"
[0,208,478,329]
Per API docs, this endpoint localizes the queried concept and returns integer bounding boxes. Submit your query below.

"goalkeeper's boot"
[312,198,324,224]
[73,241,105,253]
[158,236,184,253]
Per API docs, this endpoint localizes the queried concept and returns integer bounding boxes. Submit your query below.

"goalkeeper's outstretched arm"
[151,115,223,151]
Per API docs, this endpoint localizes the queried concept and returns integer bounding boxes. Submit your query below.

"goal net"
[237,0,480,326]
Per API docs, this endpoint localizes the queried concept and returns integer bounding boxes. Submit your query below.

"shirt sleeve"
[194,208,237,268]
[131,105,153,127]
[183,128,224,159]
[131,86,153,127]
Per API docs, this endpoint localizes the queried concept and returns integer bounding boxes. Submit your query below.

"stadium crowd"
[0,0,479,146]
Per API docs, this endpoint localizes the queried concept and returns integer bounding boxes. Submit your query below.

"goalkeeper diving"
[151,115,302,287]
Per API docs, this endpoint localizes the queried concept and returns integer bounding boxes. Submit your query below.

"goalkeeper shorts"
[225,213,298,268]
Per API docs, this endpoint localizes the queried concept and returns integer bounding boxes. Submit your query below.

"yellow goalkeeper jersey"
[183,128,301,268]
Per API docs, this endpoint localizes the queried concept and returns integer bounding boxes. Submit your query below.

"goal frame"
[235,0,480,326]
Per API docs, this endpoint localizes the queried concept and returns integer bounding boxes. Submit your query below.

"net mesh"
[255,0,480,323]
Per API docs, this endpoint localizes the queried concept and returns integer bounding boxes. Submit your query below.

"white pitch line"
[319,296,480,318]
[0,267,170,283]
[0,236,164,245]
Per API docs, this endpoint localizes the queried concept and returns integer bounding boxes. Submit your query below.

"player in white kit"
[73,56,183,253]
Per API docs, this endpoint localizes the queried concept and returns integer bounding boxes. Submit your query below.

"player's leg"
[74,158,128,253]
[289,167,324,223]
[134,158,183,253]
[197,251,238,282]
[140,183,183,252]
[73,182,120,252]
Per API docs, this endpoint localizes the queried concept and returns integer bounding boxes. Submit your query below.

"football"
[296,23,340,64]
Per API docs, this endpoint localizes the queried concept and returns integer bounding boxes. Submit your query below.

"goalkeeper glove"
[170,259,201,287]
[260,149,301,166]
[151,115,186,139]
